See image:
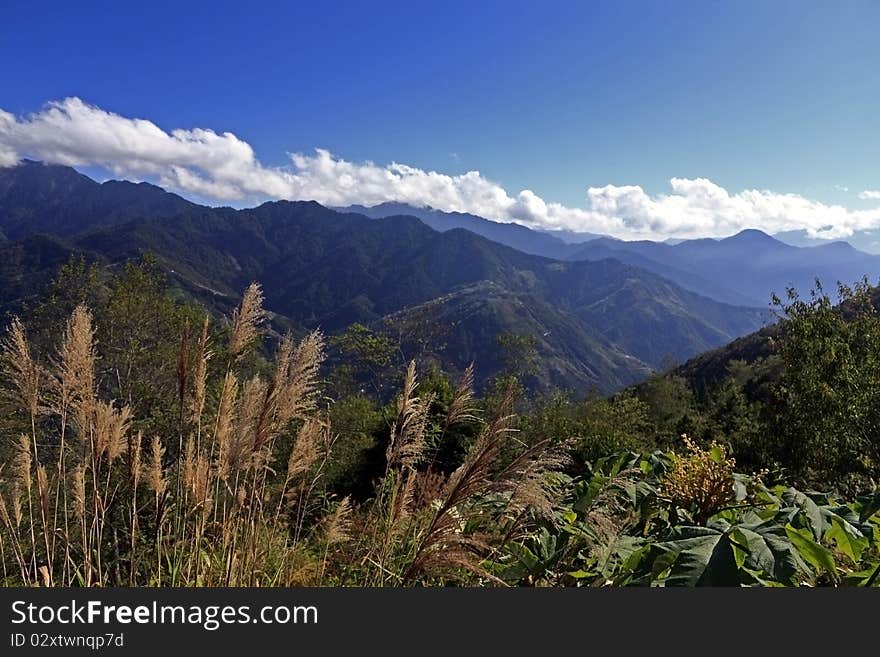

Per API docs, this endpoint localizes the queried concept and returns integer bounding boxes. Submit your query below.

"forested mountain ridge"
[337,201,597,258]
[0,159,196,239]
[336,200,880,310]
[0,161,768,393]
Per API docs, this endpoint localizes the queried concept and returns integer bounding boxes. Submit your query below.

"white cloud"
[2,97,880,241]
[859,190,880,201]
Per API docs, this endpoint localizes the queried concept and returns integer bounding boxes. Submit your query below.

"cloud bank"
[1,97,879,241]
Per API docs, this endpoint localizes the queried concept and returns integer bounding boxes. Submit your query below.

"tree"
[23,255,103,355]
[329,323,398,401]
[772,279,880,490]
[496,331,538,380]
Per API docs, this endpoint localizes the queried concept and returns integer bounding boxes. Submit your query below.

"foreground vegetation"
[0,259,878,586]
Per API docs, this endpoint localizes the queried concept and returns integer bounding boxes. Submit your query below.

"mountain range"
[775,228,880,255]
[345,202,880,308]
[0,160,841,394]
[337,202,598,259]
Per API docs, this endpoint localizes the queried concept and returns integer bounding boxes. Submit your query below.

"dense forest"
[1,257,878,587]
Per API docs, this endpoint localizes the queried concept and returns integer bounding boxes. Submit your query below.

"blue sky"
[1,1,879,240]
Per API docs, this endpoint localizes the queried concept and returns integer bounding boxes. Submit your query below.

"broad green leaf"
[658,527,740,587]
[825,517,868,563]
[742,568,788,587]
[730,540,747,570]
[535,527,558,561]
[786,525,837,581]
[732,524,804,585]
[782,488,825,540]
[506,543,539,572]
[618,543,651,574]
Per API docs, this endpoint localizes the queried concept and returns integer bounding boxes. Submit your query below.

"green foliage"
[23,255,104,353]
[573,392,652,463]
[490,449,880,587]
[496,331,539,379]
[329,322,398,400]
[637,374,697,442]
[772,280,880,489]
[324,394,386,498]
[640,278,880,493]
[99,255,207,438]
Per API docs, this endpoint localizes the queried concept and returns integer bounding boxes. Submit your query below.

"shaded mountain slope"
[0,159,196,240]
[382,281,652,393]
[0,162,771,392]
[338,201,580,259]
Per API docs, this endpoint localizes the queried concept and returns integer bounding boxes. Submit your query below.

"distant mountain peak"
[723,228,779,243]
[819,240,856,251]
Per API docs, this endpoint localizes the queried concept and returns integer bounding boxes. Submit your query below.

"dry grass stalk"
[318,496,353,583]
[190,316,212,425]
[386,361,434,471]
[14,434,33,493]
[145,436,167,496]
[1,317,41,418]
[93,401,132,462]
[273,331,325,426]
[414,468,448,509]
[323,496,353,546]
[231,375,268,471]
[491,438,570,517]
[229,282,265,358]
[446,363,478,428]
[10,485,23,529]
[214,372,239,480]
[246,331,326,456]
[388,470,417,535]
[36,465,49,524]
[0,280,566,588]
[286,418,324,482]
[129,432,143,485]
[186,451,213,516]
[401,383,565,584]
[71,465,86,522]
[0,492,12,530]
[58,305,97,439]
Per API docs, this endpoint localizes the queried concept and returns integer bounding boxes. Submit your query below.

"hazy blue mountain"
[534,227,606,244]
[566,229,880,307]
[775,228,880,255]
